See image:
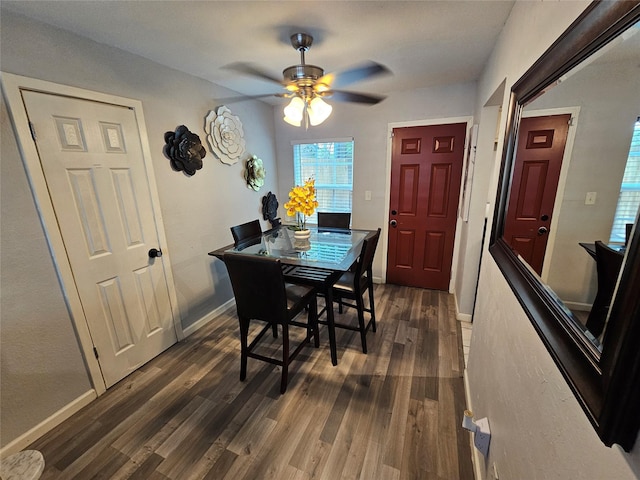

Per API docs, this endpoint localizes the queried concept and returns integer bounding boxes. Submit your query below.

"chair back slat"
[224,253,288,324]
[354,228,381,279]
[230,219,262,245]
[317,212,351,230]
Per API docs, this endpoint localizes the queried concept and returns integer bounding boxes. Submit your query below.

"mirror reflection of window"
[507,21,640,348]
[609,119,640,245]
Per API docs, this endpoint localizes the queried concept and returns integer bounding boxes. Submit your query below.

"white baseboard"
[454,292,473,322]
[562,300,592,312]
[182,298,235,338]
[0,389,96,457]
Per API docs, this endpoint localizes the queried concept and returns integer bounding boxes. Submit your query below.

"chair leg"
[355,293,368,354]
[338,296,344,314]
[239,317,249,381]
[367,284,377,332]
[272,323,278,339]
[310,295,320,348]
[280,323,290,394]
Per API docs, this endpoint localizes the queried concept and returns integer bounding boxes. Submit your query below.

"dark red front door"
[386,123,466,290]
[504,114,570,274]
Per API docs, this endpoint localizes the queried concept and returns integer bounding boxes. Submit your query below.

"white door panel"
[23,91,177,387]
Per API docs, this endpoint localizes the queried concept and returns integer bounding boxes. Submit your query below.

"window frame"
[291,138,354,225]
[609,120,640,244]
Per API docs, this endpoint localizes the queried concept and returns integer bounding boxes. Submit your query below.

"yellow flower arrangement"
[284,178,319,230]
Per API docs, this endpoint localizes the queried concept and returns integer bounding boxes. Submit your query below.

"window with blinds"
[292,140,354,225]
[610,119,640,244]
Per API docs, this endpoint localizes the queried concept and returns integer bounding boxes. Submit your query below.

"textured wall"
[1,11,277,448]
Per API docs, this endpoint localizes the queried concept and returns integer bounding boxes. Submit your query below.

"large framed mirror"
[490,0,640,451]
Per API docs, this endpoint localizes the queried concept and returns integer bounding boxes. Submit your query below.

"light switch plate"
[365,190,372,201]
[585,192,597,205]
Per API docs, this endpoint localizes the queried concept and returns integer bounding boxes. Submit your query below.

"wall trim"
[0,390,96,457]
[454,292,473,322]
[383,116,474,285]
[563,300,592,312]
[522,106,581,284]
[182,298,235,338]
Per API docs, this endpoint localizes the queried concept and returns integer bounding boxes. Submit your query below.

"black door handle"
[390,220,398,227]
[148,248,163,258]
[537,227,548,236]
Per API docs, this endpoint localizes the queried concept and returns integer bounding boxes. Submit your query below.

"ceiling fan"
[225,33,391,128]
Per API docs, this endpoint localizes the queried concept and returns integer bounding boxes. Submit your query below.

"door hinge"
[93,346,99,359]
[568,117,575,126]
[29,121,37,141]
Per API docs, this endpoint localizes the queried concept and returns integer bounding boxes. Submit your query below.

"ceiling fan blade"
[222,62,285,85]
[214,93,288,105]
[319,62,391,89]
[327,90,387,105]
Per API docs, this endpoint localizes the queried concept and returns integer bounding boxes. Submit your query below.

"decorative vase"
[294,229,311,240]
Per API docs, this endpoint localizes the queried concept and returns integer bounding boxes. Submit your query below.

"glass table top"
[225,225,372,271]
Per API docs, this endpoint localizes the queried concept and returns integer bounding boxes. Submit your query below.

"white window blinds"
[610,120,640,244]
[293,140,354,225]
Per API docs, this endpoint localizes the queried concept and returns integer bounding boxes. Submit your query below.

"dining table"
[208,224,376,366]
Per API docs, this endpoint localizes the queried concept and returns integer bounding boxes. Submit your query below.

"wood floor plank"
[71,446,129,479]
[27,285,473,480]
[126,453,165,480]
[382,325,418,470]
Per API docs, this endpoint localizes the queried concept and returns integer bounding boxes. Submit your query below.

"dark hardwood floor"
[30,284,473,479]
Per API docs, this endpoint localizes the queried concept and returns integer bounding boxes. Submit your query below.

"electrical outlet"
[585,191,597,205]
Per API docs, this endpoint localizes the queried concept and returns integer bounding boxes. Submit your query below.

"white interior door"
[22,90,177,387]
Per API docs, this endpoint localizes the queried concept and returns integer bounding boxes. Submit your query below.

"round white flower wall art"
[205,106,246,165]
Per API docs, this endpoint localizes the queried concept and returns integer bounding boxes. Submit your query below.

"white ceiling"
[2,1,515,104]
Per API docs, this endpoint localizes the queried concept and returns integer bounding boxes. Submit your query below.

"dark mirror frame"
[489,0,640,451]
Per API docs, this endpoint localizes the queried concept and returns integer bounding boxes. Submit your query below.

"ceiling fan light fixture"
[283,96,305,126]
[307,97,332,126]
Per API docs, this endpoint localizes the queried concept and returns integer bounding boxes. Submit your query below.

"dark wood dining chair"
[317,212,351,230]
[230,219,262,246]
[328,228,381,354]
[585,240,624,338]
[223,252,319,394]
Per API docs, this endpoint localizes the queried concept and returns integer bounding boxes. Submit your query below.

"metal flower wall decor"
[262,191,281,227]
[163,125,206,176]
[245,155,266,191]
[205,106,246,165]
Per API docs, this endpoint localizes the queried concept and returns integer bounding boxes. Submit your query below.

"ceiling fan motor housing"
[283,64,324,83]
[284,33,325,86]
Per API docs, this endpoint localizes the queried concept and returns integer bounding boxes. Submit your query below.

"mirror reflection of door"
[504,114,571,274]
[501,20,640,346]
[386,123,466,290]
